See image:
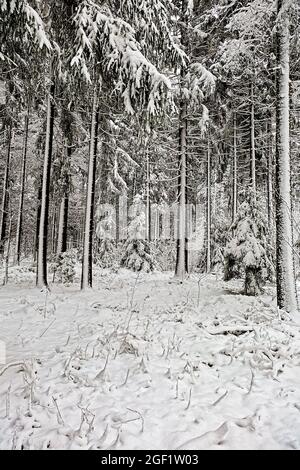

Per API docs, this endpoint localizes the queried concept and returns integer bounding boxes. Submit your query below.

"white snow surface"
[1,266,300,450]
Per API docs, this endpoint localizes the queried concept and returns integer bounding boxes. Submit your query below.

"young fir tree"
[95,208,116,269]
[121,195,155,273]
[53,249,77,285]
[224,192,274,295]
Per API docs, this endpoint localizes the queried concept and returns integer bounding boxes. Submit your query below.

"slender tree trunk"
[146,148,151,241]
[36,78,55,288]
[56,194,69,254]
[0,122,12,257]
[81,83,100,290]
[56,201,64,254]
[34,163,43,261]
[232,112,238,222]
[51,209,57,254]
[154,205,160,241]
[56,143,71,255]
[250,81,256,195]
[115,194,120,244]
[15,101,30,265]
[275,0,298,313]
[175,0,189,279]
[79,176,86,246]
[3,215,12,285]
[88,138,98,284]
[267,118,273,227]
[175,99,188,279]
[57,110,73,255]
[63,182,70,252]
[206,132,211,273]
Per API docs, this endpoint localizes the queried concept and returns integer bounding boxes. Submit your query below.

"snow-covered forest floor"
[1,266,300,450]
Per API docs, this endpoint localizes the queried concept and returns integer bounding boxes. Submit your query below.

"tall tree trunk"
[15,101,30,265]
[175,98,188,279]
[81,83,100,290]
[154,205,160,241]
[56,194,69,254]
[275,0,298,313]
[3,214,12,285]
[250,81,256,195]
[34,163,43,261]
[56,200,64,255]
[36,78,55,288]
[115,194,120,244]
[50,207,57,254]
[232,112,238,222]
[206,132,211,273]
[56,144,71,254]
[175,0,189,280]
[78,176,86,246]
[146,148,151,242]
[0,122,12,257]
[267,118,273,227]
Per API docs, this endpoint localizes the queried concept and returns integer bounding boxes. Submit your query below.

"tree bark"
[56,142,71,254]
[36,77,55,288]
[232,112,238,222]
[15,101,30,265]
[175,98,188,279]
[250,81,256,195]
[0,122,12,257]
[275,0,298,313]
[267,118,273,228]
[81,83,100,290]
[3,215,12,285]
[175,0,189,280]
[34,162,43,261]
[146,148,151,242]
[50,207,57,254]
[206,132,211,273]
[56,194,69,254]
[115,194,120,244]
[245,267,262,296]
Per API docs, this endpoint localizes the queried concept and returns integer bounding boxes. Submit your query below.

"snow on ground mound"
[0,270,300,450]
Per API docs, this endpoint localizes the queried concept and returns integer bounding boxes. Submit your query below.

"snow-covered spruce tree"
[70,0,184,288]
[0,1,51,260]
[209,0,277,218]
[224,192,274,295]
[53,249,77,285]
[95,208,116,269]
[121,195,155,273]
[0,1,51,57]
[96,238,116,269]
[35,1,89,289]
[174,0,215,280]
[35,1,95,288]
[211,196,231,273]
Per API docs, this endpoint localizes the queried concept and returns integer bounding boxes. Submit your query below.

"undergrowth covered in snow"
[1,268,300,450]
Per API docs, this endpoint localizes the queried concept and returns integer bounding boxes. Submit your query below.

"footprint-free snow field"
[1,268,300,450]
